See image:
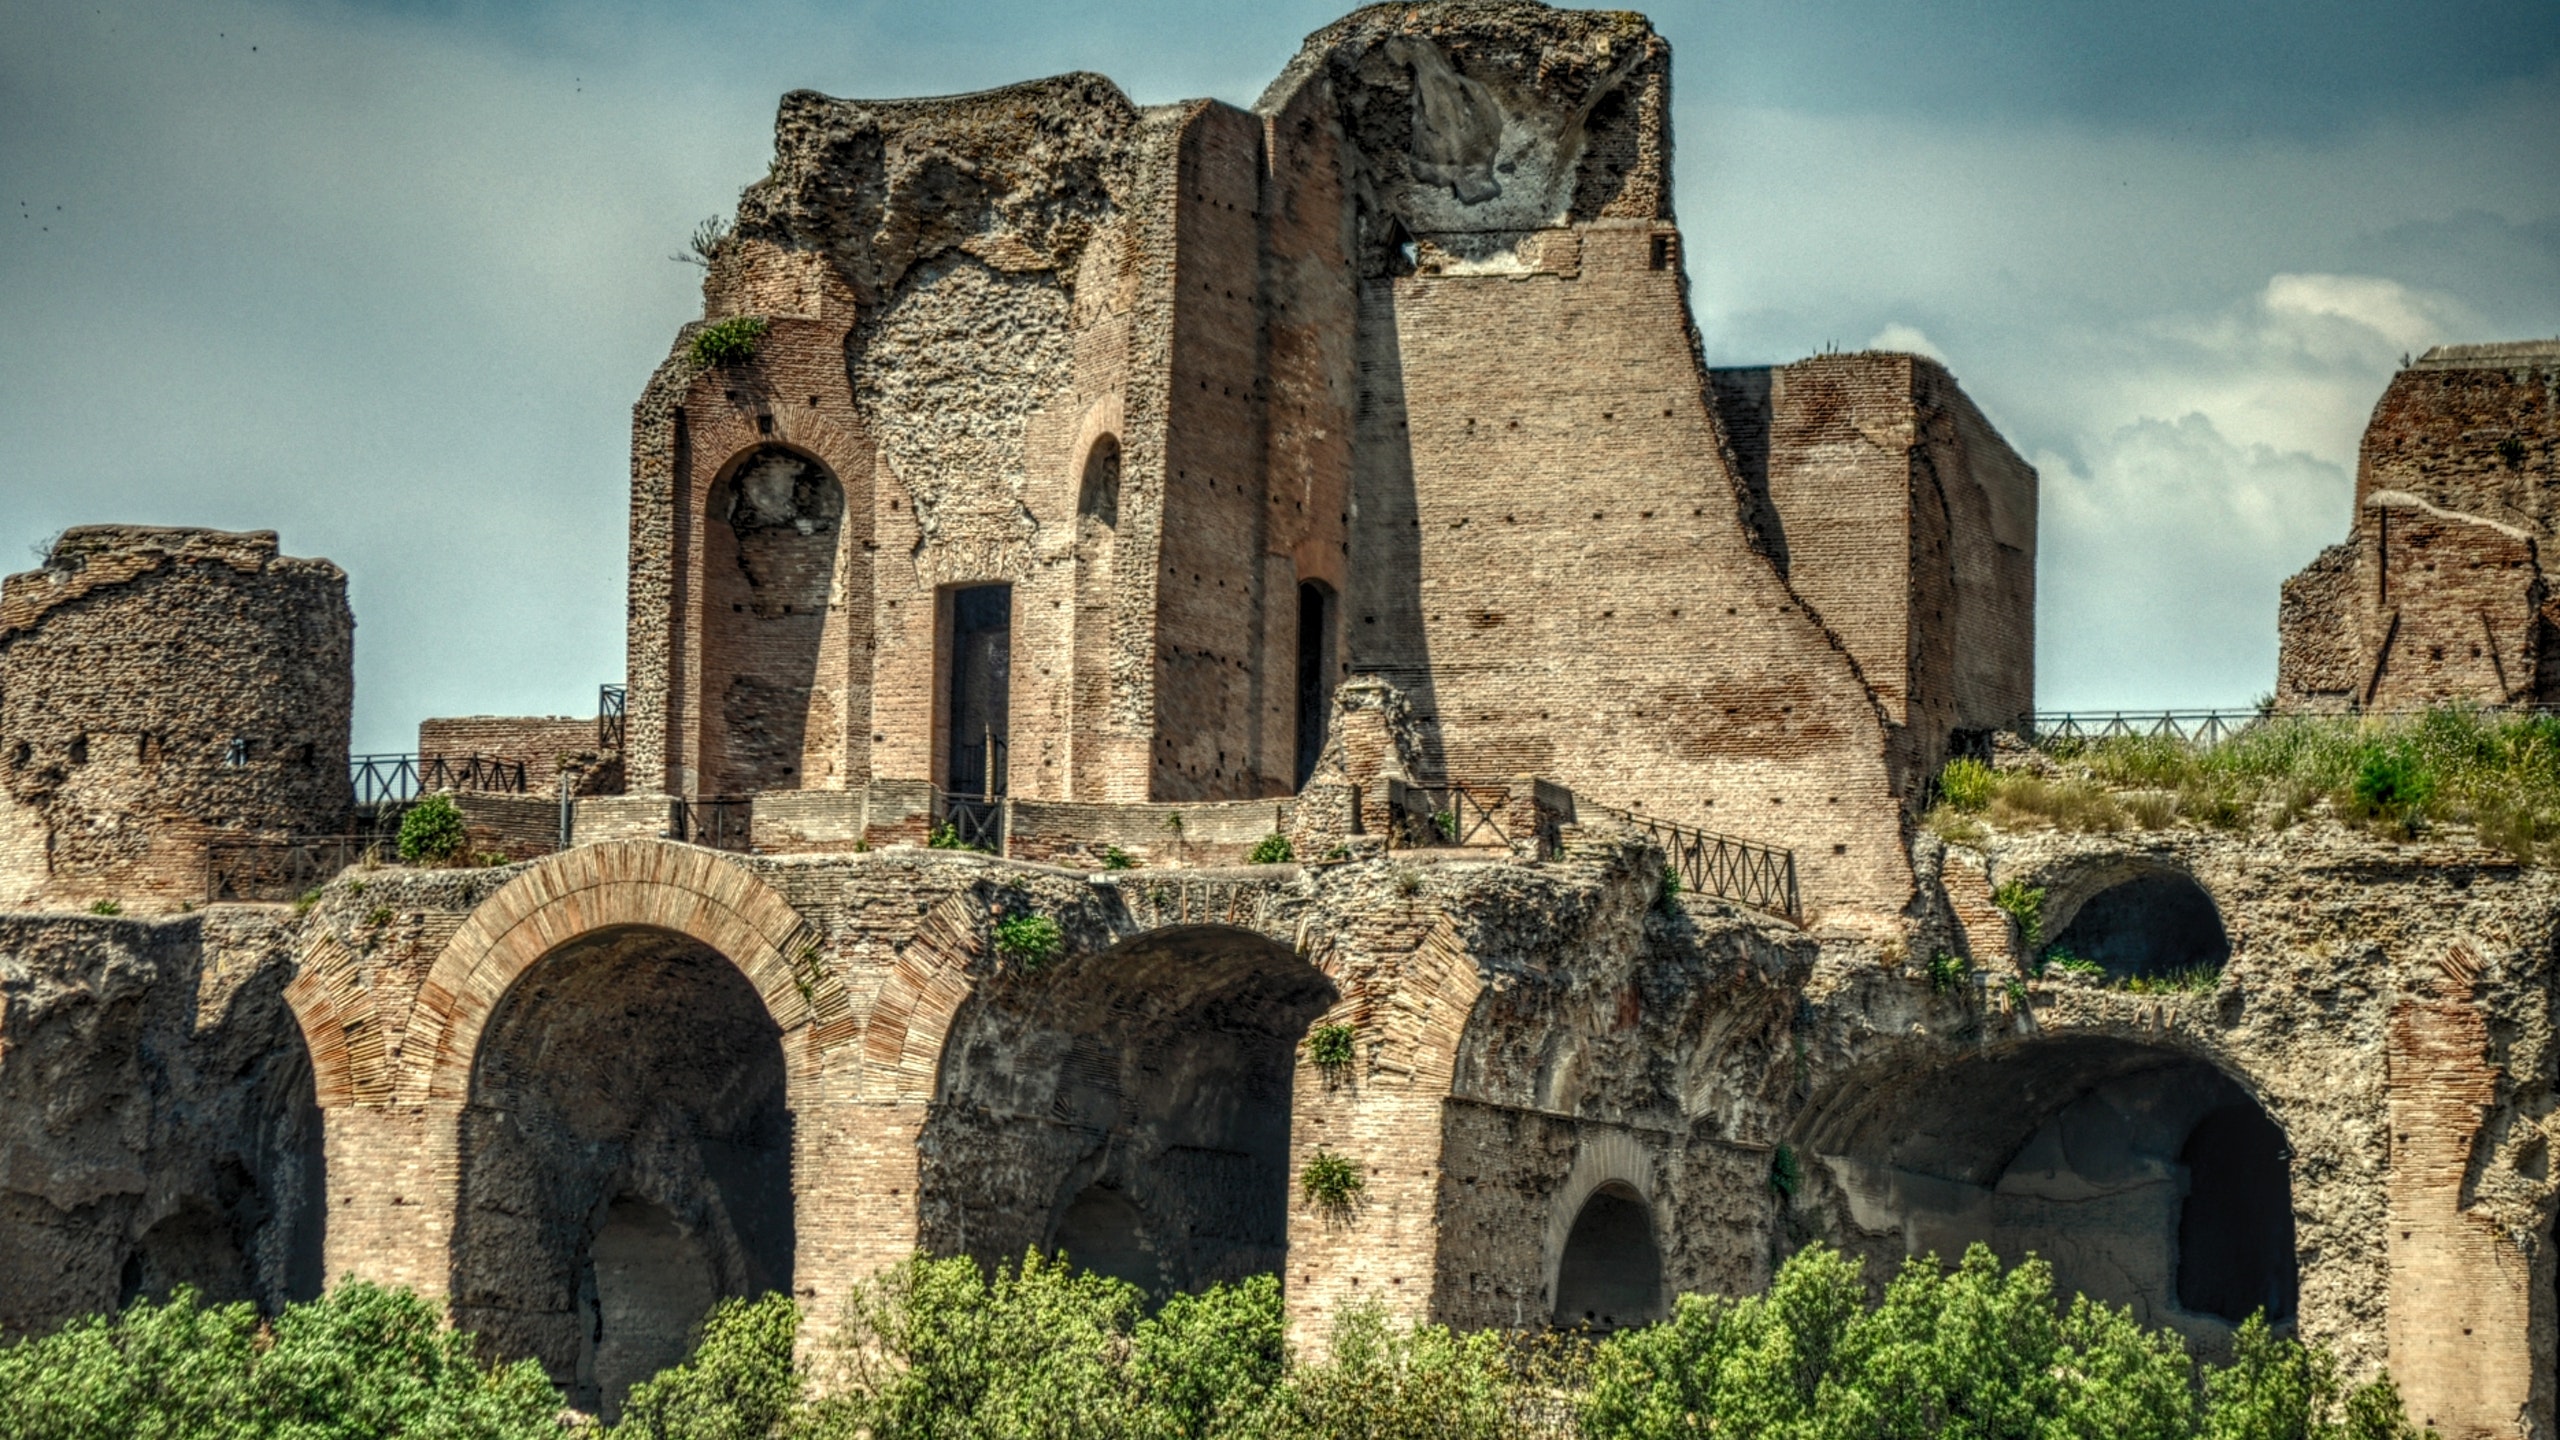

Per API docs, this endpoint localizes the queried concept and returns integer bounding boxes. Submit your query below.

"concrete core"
[451,925,793,1413]
[922,925,1337,1297]
[1552,1183,1665,1332]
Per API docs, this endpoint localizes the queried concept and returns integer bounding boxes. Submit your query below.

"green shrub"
[608,1294,800,1440]
[86,899,121,916]
[2046,951,2107,980]
[1307,1022,1356,1071]
[993,912,1063,972]
[1265,1304,1526,1440]
[1301,1150,1364,1208]
[2350,747,2436,827]
[1658,863,1681,905]
[1926,951,1969,995]
[1936,757,1996,812]
[1249,832,1295,865]
[928,821,990,853]
[2121,965,2223,995]
[1432,809,1458,843]
[1101,845,1138,870]
[398,793,468,864]
[1992,879,2046,951]
[688,315,767,369]
[1768,1143,1801,1198]
[0,1281,563,1440]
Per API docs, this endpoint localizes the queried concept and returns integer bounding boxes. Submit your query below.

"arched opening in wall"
[1800,1037,2294,1348]
[256,1038,329,1309]
[1072,437,1120,799]
[1552,1183,1664,1332]
[451,926,793,1420]
[2044,870,2230,983]
[2177,1104,2298,1324]
[702,445,846,795]
[120,1203,253,1311]
[1294,581,1336,791]
[943,584,1012,800]
[919,925,1336,1299]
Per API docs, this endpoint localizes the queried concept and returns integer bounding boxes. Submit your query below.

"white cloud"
[1864,323,1945,360]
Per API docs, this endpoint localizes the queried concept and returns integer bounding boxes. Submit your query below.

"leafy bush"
[87,899,121,916]
[1926,951,1969,995]
[1936,757,1996,812]
[1249,832,1295,865]
[609,1294,800,1440]
[993,912,1063,972]
[1264,1305,1532,1440]
[1431,809,1458,843]
[1307,1022,1356,1071]
[398,793,468,864]
[1658,863,1681,906]
[0,1281,563,1440]
[1301,1150,1364,1208]
[689,315,767,369]
[1102,845,1138,870]
[1991,879,2046,951]
[928,821,990,853]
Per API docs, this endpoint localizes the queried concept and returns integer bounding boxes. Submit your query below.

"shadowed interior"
[1804,1037,2296,1347]
[2046,870,2231,982]
[451,926,793,1419]
[1552,1183,1664,1332]
[921,925,1337,1297]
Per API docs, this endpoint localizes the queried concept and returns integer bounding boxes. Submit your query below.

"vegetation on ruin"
[1306,1022,1356,1071]
[928,821,990,853]
[397,793,468,864]
[1300,1149,1364,1208]
[86,898,120,916]
[2,1247,2434,1439]
[689,315,768,370]
[1249,832,1295,865]
[1926,950,1970,994]
[1657,863,1681,906]
[1991,878,2046,951]
[1767,1143,1801,1198]
[1929,706,2560,864]
[992,912,1062,972]
[1101,845,1138,870]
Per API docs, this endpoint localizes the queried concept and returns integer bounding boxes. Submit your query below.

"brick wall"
[417,716,612,795]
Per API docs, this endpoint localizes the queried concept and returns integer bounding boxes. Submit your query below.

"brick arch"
[397,840,841,1105]
[1544,1130,1665,1316]
[281,932,388,1109]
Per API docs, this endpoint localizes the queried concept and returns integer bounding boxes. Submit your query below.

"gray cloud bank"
[3,0,2554,747]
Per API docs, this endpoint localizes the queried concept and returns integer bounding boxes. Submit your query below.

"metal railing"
[598,684,627,753]
[932,791,1006,852]
[349,753,530,806]
[668,796,753,851]
[2028,711,2264,747]
[206,835,383,903]
[1588,804,1801,924]
[1398,782,1512,849]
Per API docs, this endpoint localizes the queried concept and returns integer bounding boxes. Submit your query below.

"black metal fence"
[349,753,530,807]
[932,792,1006,852]
[1399,782,1513,850]
[668,796,753,851]
[599,684,627,753]
[1588,804,1801,924]
[2027,710,2264,747]
[206,835,383,903]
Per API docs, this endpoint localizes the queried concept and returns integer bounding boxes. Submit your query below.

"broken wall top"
[2,528,341,642]
[2353,337,2560,532]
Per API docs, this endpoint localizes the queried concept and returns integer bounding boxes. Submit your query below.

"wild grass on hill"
[1928,706,2560,862]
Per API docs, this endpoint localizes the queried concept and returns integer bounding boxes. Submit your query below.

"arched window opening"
[1053,1184,1158,1295]
[453,926,793,1417]
[2045,871,2230,983]
[1079,436,1121,530]
[2177,1104,2299,1324]
[923,926,1336,1296]
[704,444,847,794]
[581,1197,719,1422]
[1294,582,1336,791]
[1552,1184,1664,1332]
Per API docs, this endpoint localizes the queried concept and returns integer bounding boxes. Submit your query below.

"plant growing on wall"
[1991,879,2045,952]
[1248,833,1294,865]
[1658,863,1681,907]
[993,913,1062,973]
[87,900,120,916]
[1101,846,1137,870]
[929,822,989,853]
[1300,1150,1363,1209]
[1926,951,1969,995]
[1936,757,1996,812]
[688,315,767,370]
[1307,1023,1356,1072]
[397,795,466,865]
[1768,1143,1801,1198]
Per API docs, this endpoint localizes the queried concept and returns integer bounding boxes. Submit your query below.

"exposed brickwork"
[2277,342,2560,713]
[417,716,620,796]
[0,528,352,913]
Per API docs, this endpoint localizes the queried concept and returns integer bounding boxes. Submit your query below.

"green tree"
[609,1295,801,1440]
[398,793,468,864]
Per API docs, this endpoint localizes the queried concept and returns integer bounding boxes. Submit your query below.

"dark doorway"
[2046,871,2230,983]
[2177,1103,2299,1324]
[1054,1184,1156,1292]
[947,584,1012,799]
[1552,1184,1664,1332]
[1294,581,1334,790]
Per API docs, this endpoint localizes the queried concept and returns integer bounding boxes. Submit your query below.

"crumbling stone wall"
[0,528,353,913]
[2276,341,2560,713]
[417,716,621,796]
[0,911,325,1333]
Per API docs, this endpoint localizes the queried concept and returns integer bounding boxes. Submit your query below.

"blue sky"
[4,0,2556,749]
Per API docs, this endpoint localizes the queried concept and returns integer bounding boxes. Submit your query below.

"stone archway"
[1801,1035,2296,1350]
[919,924,1339,1298]
[1552,1182,1665,1332]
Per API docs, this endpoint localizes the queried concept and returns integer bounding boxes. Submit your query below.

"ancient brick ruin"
[4,4,2558,1436]
[2279,341,2560,713]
